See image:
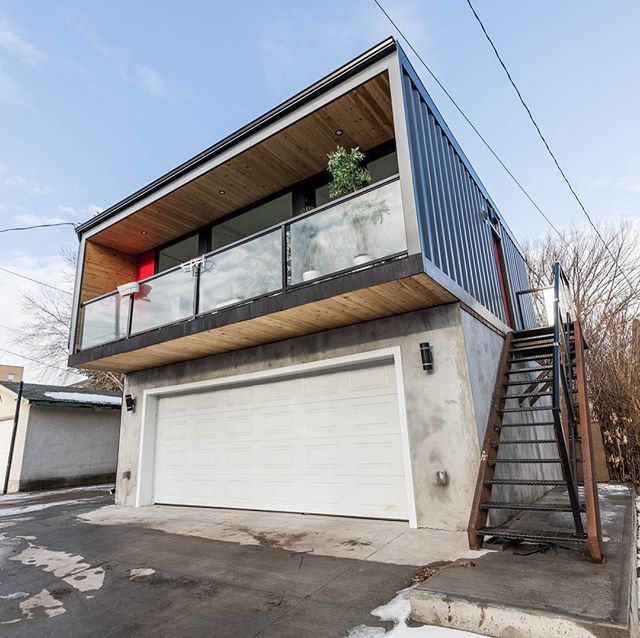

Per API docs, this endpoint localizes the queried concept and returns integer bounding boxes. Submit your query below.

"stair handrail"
[551,262,585,536]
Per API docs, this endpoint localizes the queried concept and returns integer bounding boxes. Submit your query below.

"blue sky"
[0,0,638,381]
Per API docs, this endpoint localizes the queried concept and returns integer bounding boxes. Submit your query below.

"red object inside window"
[136,250,155,280]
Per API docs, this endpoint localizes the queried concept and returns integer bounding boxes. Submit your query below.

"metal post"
[281,225,289,290]
[3,381,24,494]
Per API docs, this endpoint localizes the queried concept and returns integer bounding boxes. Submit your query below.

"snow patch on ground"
[0,592,29,600]
[129,568,155,579]
[0,484,113,503]
[19,589,65,620]
[44,391,121,406]
[0,498,101,517]
[10,543,105,592]
[346,586,481,637]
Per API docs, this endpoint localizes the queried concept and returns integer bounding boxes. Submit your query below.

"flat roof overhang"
[80,39,399,256]
[68,255,456,374]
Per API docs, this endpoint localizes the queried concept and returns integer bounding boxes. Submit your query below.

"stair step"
[488,458,561,465]
[506,366,553,375]
[480,501,585,512]
[501,391,553,400]
[508,355,553,364]
[513,326,554,340]
[503,379,552,387]
[511,344,555,357]
[492,439,557,446]
[477,527,587,544]
[484,479,566,486]
[496,421,556,429]
[500,406,554,413]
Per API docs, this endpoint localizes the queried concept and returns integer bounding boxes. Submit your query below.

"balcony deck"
[68,254,454,373]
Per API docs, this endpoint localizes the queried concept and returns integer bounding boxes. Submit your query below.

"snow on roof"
[43,392,122,406]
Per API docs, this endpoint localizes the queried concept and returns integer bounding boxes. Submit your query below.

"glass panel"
[130,268,195,334]
[212,192,292,251]
[367,151,398,183]
[80,293,129,349]
[289,179,406,285]
[157,234,200,273]
[199,229,282,312]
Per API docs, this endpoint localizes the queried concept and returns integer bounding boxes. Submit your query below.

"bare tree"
[525,221,640,483]
[16,248,123,391]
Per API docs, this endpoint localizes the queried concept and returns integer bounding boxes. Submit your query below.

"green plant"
[348,195,391,256]
[327,146,371,199]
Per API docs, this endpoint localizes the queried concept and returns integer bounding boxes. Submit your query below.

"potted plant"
[297,220,321,281]
[326,146,390,265]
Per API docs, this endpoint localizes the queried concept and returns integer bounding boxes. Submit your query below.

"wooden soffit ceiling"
[91,72,394,255]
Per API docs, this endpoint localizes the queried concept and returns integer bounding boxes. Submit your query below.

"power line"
[372,0,571,252]
[464,0,634,290]
[0,265,73,295]
[0,346,69,373]
[0,221,76,234]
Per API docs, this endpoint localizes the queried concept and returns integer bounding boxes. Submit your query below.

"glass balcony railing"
[79,292,129,349]
[77,176,406,350]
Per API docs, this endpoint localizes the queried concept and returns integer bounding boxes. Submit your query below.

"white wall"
[18,406,120,488]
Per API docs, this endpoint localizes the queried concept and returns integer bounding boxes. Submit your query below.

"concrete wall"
[18,406,120,490]
[116,302,507,531]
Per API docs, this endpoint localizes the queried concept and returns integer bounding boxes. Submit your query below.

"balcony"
[78,177,411,352]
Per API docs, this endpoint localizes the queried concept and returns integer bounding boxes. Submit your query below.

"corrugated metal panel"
[502,228,536,329]
[402,70,507,323]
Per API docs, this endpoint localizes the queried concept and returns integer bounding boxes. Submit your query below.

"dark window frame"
[150,139,398,274]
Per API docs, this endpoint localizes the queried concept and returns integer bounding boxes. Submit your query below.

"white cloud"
[0,18,45,66]
[134,64,165,96]
[12,213,70,226]
[0,64,26,107]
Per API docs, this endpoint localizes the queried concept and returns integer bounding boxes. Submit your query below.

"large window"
[157,234,200,273]
[151,143,397,277]
[211,192,293,251]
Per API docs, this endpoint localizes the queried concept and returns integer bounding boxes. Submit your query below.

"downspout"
[3,381,24,494]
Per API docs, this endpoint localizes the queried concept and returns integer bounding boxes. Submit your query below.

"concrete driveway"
[0,486,483,637]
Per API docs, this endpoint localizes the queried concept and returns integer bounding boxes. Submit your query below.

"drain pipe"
[3,381,24,494]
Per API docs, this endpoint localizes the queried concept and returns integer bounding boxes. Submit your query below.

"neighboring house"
[0,365,23,383]
[65,38,601,548]
[0,383,121,493]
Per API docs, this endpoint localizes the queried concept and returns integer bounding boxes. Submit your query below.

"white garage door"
[153,361,409,520]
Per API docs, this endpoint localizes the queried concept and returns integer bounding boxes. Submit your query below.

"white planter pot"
[302,269,320,282]
[353,254,371,266]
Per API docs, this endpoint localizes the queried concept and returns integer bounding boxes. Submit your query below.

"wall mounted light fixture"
[124,394,136,412]
[420,342,434,372]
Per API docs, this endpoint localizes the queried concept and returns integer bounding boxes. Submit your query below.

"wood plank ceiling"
[76,273,455,373]
[91,72,394,255]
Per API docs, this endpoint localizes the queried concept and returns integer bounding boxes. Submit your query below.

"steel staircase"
[468,263,604,561]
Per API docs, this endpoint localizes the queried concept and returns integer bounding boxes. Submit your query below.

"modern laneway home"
[67,39,606,558]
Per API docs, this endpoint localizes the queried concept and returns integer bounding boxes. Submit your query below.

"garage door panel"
[154,361,409,520]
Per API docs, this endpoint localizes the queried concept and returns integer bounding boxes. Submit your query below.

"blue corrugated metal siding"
[402,71,507,323]
[502,229,536,329]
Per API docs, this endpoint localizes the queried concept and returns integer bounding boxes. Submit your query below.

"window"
[7,373,15,382]
[367,150,398,183]
[157,234,200,273]
[211,192,293,251]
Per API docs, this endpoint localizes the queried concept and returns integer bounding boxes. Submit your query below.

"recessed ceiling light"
[218,189,226,195]
[140,230,149,236]
[335,129,344,136]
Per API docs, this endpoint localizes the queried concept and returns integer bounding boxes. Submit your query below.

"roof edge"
[76,37,398,236]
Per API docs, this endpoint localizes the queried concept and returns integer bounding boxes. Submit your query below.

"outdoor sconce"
[435,470,448,486]
[420,342,434,372]
[124,394,136,412]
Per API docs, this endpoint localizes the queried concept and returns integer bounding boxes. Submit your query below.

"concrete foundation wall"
[117,303,507,530]
[19,406,120,488]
